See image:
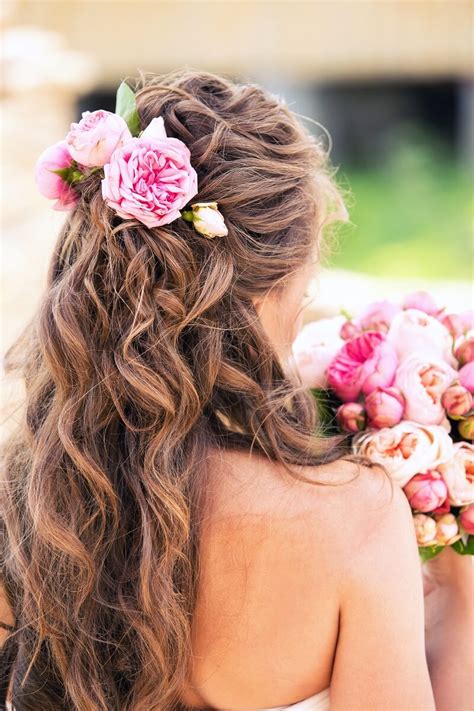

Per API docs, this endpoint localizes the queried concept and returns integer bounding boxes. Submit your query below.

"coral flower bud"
[336,402,367,433]
[459,362,474,394]
[442,385,473,418]
[459,504,474,535]
[339,320,361,341]
[413,513,438,546]
[404,471,448,513]
[434,513,461,545]
[439,313,465,339]
[365,386,404,428]
[455,336,474,367]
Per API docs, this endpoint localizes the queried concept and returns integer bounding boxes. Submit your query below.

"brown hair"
[1,69,391,710]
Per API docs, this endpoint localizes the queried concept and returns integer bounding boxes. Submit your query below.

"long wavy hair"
[1,69,391,710]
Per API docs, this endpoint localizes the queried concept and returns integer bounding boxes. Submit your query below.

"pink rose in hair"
[326,331,398,402]
[34,140,78,211]
[395,354,457,425]
[404,470,448,513]
[67,110,132,167]
[101,117,198,228]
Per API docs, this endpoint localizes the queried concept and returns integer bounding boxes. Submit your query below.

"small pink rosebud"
[413,513,438,546]
[455,337,474,367]
[439,313,465,339]
[364,386,404,428]
[459,362,474,394]
[336,402,367,433]
[434,513,461,545]
[34,140,78,211]
[402,291,440,316]
[459,504,474,535]
[458,416,474,441]
[404,471,448,513]
[442,385,473,418]
[339,320,361,341]
[188,202,228,238]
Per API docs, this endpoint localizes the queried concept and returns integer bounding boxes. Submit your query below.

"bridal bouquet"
[292,291,474,561]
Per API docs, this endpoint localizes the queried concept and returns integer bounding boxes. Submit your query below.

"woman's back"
[179,452,435,710]
[1,69,439,711]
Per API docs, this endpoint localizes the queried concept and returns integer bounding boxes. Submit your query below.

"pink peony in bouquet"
[292,291,474,560]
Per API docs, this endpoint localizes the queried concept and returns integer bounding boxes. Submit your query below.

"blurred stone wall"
[9,1,474,84]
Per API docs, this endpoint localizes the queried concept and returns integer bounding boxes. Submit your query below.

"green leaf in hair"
[115,80,141,137]
[51,164,85,185]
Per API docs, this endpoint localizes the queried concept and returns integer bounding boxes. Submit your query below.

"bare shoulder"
[204,448,402,583]
[206,447,398,525]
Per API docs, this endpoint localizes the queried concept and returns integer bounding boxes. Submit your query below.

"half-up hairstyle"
[1,69,389,710]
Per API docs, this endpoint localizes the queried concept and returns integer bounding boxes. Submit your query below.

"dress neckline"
[245,686,330,711]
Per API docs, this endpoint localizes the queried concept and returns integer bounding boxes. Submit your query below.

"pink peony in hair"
[101,117,198,229]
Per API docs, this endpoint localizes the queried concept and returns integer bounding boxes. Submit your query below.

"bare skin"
[179,449,436,710]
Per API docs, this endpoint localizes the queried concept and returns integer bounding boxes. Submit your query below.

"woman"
[0,69,472,711]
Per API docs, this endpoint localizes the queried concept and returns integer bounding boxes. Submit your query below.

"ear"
[252,296,264,315]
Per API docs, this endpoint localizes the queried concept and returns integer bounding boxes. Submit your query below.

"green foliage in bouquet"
[451,536,474,555]
[418,544,445,562]
[311,388,343,437]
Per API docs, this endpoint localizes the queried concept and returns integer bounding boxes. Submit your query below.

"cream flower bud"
[413,513,437,546]
[189,201,228,238]
[434,513,461,545]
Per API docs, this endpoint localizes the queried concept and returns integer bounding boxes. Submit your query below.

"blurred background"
[1,0,473,357]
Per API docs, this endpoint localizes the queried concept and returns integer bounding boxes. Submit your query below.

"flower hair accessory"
[34,81,228,238]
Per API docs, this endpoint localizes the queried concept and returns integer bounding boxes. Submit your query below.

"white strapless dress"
[238,686,330,711]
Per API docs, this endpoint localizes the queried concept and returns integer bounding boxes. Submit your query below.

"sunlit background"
[1,0,473,358]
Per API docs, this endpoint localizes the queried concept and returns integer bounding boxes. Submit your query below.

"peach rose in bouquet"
[395,354,457,425]
[352,421,454,488]
[437,442,474,507]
